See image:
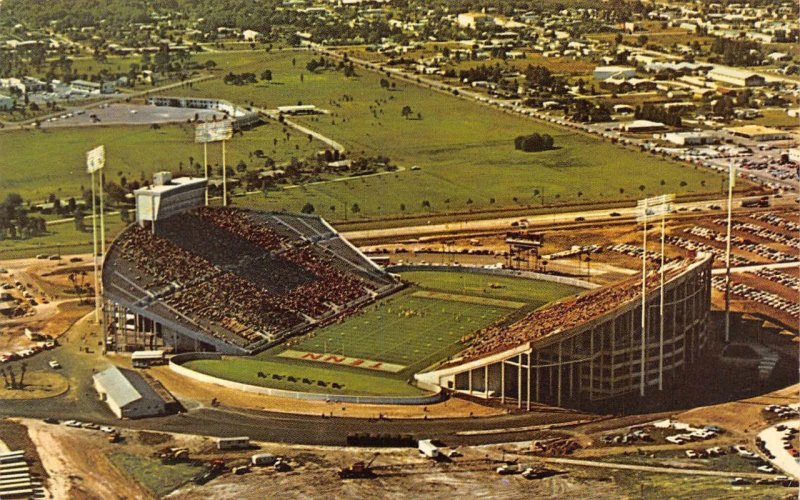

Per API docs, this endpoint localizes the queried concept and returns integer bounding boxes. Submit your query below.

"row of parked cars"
[0,340,57,364]
[764,405,800,420]
[665,426,723,445]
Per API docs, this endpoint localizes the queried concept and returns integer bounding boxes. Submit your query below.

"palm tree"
[7,367,16,390]
[18,362,26,389]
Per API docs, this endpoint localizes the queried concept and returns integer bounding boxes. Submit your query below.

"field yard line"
[412,290,526,309]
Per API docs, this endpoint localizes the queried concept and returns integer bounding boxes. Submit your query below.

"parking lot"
[40,103,223,128]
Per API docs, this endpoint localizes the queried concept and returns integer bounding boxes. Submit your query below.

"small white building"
[0,95,14,110]
[71,79,116,94]
[456,12,494,29]
[242,30,261,42]
[93,366,168,419]
[593,65,636,81]
[663,131,719,146]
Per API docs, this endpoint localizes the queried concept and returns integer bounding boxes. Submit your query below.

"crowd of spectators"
[109,208,401,350]
[458,265,688,361]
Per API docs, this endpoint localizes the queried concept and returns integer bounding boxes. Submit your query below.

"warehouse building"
[726,125,791,142]
[93,365,172,419]
[707,67,765,87]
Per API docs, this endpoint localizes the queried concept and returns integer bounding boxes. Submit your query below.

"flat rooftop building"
[93,365,171,419]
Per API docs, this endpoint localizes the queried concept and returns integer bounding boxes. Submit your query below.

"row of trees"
[514,133,555,152]
[634,104,682,127]
[0,194,47,241]
[223,72,257,85]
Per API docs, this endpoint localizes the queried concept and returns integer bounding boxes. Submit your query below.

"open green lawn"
[108,451,203,497]
[0,216,126,260]
[0,122,321,203]
[163,50,727,219]
[185,357,426,396]
[184,273,579,396]
[400,270,583,307]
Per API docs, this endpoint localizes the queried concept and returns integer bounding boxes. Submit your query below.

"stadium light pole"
[86,146,105,324]
[724,160,734,343]
[222,139,228,207]
[90,169,99,322]
[640,210,647,397]
[658,202,671,392]
[204,141,209,206]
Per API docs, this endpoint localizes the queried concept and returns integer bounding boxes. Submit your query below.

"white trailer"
[251,453,278,466]
[216,436,251,450]
[418,439,440,458]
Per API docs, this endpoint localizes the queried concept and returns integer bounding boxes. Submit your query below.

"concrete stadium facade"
[415,255,713,409]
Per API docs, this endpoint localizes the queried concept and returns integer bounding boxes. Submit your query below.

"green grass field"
[163,50,727,219]
[183,272,581,396]
[0,122,321,203]
[108,451,203,497]
[401,270,583,306]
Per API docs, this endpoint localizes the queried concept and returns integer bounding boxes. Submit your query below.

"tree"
[351,203,360,214]
[401,105,413,119]
[74,208,85,232]
[380,78,390,89]
[261,69,272,81]
[301,202,315,214]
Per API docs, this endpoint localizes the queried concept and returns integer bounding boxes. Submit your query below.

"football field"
[185,271,583,396]
[279,292,512,373]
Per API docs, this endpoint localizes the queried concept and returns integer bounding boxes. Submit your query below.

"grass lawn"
[108,451,203,497]
[0,122,321,203]
[157,50,727,219]
[0,214,127,260]
[400,270,583,307]
[184,273,578,396]
[185,357,426,397]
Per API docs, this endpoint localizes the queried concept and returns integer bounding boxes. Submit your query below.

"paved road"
[544,457,775,479]
[758,419,800,479]
[340,195,795,243]
[711,261,800,276]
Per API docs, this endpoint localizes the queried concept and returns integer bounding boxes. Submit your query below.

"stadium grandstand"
[415,254,713,408]
[102,175,402,354]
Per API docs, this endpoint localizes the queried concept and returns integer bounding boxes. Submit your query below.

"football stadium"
[102,173,712,407]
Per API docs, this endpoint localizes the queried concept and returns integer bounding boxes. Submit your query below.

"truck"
[418,439,440,459]
[741,196,769,208]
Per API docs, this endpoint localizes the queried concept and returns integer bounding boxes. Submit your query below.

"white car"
[100,426,116,434]
[64,420,82,427]
[48,360,61,369]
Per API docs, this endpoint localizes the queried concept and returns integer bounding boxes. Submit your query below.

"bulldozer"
[154,447,190,464]
[338,453,379,479]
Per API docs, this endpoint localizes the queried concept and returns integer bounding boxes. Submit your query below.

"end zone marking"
[412,290,526,309]
[279,350,406,373]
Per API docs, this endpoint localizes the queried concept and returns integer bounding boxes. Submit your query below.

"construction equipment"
[194,459,226,485]
[154,447,190,464]
[338,453,379,479]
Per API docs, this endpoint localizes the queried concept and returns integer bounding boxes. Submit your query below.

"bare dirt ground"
[0,255,94,350]
[168,442,620,500]
[23,418,153,499]
[676,383,800,438]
